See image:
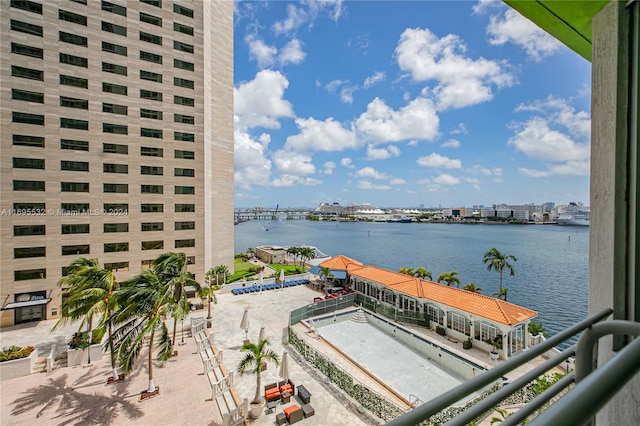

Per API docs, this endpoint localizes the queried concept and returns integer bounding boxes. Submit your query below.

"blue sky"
[232,0,591,209]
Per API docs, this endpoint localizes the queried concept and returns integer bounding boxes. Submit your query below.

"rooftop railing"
[387,308,640,426]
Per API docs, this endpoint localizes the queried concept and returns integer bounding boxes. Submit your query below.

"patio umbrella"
[258,325,266,343]
[279,350,290,385]
[258,269,264,291]
[279,268,285,284]
[240,309,249,341]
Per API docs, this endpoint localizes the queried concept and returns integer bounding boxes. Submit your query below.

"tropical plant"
[53,258,120,380]
[490,407,510,424]
[528,320,548,337]
[483,248,517,292]
[414,267,433,281]
[398,267,415,276]
[286,247,301,268]
[436,271,461,287]
[153,252,198,349]
[111,269,174,394]
[0,345,35,362]
[299,246,315,269]
[492,287,509,301]
[462,282,482,293]
[318,266,335,296]
[200,265,228,325]
[237,339,280,405]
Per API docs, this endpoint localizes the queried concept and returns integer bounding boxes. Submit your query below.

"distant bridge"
[234,208,311,222]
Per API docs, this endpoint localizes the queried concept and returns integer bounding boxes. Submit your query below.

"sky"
[232,0,592,209]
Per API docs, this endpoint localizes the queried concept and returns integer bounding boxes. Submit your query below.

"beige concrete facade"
[0,0,234,328]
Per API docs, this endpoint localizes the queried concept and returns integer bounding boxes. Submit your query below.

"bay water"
[234,219,589,344]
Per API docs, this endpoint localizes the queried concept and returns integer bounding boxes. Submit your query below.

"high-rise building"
[0,0,234,327]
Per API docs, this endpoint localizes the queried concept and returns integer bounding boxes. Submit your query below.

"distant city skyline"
[233,1,591,209]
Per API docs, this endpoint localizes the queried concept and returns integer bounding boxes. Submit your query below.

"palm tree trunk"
[254,369,262,404]
[108,319,119,379]
[147,329,156,393]
[499,270,503,292]
[207,295,212,319]
[172,316,178,352]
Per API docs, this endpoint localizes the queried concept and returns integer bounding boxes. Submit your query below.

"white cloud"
[508,117,590,162]
[234,130,272,189]
[245,34,277,68]
[416,153,462,169]
[324,79,358,104]
[366,144,401,160]
[355,166,388,180]
[273,1,345,35]
[279,38,306,65]
[323,161,336,175]
[355,97,440,143]
[395,27,515,110]
[493,167,503,176]
[390,177,407,185]
[519,160,590,178]
[519,167,549,178]
[273,4,309,35]
[284,117,360,152]
[272,150,316,176]
[450,123,468,134]
[472,0,501,15]
[464,177,481,190]
[235,70,294,130]
[272,175,323,187]
[357,180,392,190]
[441,139,460,148]
[341,157,355,168]
[487,9,562,61]
[433,174,460,185]
[363,71,385,88]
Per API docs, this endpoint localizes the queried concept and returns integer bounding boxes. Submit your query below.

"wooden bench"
[297,385,311,404]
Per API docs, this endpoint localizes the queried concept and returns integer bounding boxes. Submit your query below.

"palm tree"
[201,265,228,326]
[153,252,198,350]
[237,339,280,406]
[414,267,433,281]
[286,246,300,268]
[299,246,316,269]
[493,287,509,301]
[318,266,334,296]
[53,258,120,381]
[436,271,461,287]
[483,248,517,292]
[463,282,483,293]
[111,269,173,394]
[398,267,416,276]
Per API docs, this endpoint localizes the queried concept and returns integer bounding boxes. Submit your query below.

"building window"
[14,202,46,212]
[141,128,163,139]
[141,185,163,194]
[173,4,193,18]
[101,0,126,16]
[60,53,88,67]
[11,65,43,81]
[13,134,44,147]
[60,96,88,109]
[103,143,128,154]
[142,222,163,231]
[14,225,45,236]
[140,109,162,120]
[103,103,128,115]
[140,70,162,83]
[61,160,89,171]
[13,112,44,125]
[103,123,128,134]
[140,89,162,101]
[141,0,161,7]
[174,77,194,89]
[61,203,89,213]
[14,247,46,259]
[140,12,162,26]
[173,40,193,53]
[60,118,88,130]
[15,269,46,281]
[174,114,194,124]
[174,59,194,71]
[175,203,195,213]
[140,31,162,45]
[62,244,90,255]
[11,42,43,58]
[174,132,194,142]
[59,9,87,25]
[141,166,163,175]
[140,50,162,64]
[102,41,127,56]
[12,89,44,104]
[13,180,44,191]
[102,62,127,76]
[141,147,163,157]
[141,259,154,269]
[142,240,163,250]
[104,203,128,213]
[10,19,43,36]
[103,183,128,193]
[141,204,163,213]
[10,0,43,14]
[59,31,87,46]
[446,311,470,336]
[104,242,129,252]
[60,74,87,88]
[175,239,195,248]
[61,139,88,151]
[13,157,44,169]
[175,168,194,177]
[62,224,90,234]
[175,150,194,160]
[61,182,89,192]
[103,82,128,95]
[103,163,128,174]
[175,221,195,230]
[102,21,127,36]
[104,223,129,233]
[104,261,129,272]
[173,22,193,35]
[175,186,194,195]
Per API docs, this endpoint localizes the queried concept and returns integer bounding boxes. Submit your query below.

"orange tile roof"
[345,262,538,326]
[319,255,363,270]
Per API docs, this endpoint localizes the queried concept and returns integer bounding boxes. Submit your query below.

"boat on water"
[386,217,413,223]
[555,206,590,226]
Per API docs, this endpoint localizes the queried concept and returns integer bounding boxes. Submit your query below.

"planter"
[489,351,499,361]
[249,398,265,418]
[67,344,103,367]
[0,348,38,381]
[436,326,446,336]
[463,340,473,350]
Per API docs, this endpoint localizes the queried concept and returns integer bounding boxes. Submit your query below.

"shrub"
[436,326,446,336]
[0,345,35,362]
[68,329,104,349]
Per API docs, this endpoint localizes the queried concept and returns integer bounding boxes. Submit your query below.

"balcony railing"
[387,308,640,425]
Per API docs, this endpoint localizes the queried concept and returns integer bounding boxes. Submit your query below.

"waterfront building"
[0,0,234,327]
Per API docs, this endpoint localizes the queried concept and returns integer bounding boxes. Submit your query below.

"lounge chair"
[283,404,303,424]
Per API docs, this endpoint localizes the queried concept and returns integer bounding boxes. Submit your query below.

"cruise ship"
[555,203,590,226]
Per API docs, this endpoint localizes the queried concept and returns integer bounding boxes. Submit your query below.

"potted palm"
[237,339,280,418]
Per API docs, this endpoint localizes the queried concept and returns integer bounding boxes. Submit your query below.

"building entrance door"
[16,305,45,324]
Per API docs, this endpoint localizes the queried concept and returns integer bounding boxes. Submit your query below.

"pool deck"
[0,283,559,426]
